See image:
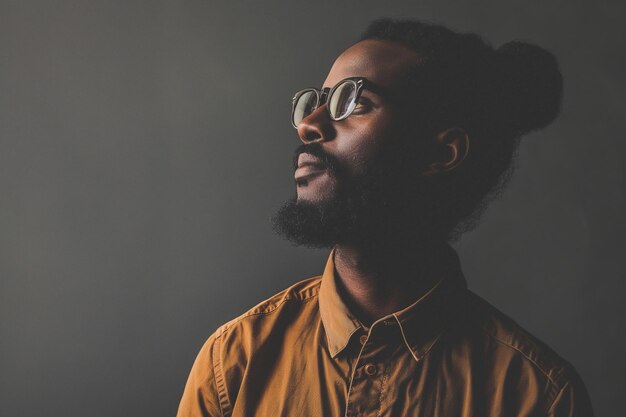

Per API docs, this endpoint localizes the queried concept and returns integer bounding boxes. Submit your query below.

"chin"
[271,192,346,249]
[296,172,338,201]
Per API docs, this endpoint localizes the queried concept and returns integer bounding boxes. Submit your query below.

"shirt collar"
[318,244,468,360]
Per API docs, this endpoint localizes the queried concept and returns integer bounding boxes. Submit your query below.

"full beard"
[271,141,438,250]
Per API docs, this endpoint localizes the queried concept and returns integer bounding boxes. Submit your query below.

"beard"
[271,140,442,250]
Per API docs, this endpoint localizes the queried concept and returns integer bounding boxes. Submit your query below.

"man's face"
[273,40,430,248]
[294,39,421,203]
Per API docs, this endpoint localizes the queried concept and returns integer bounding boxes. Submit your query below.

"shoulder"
[461,290,580,392]
[178,276,323,417]
[436,290,593,415]
[209,275,322,350]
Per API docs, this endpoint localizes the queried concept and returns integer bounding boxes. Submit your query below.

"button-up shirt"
[177,245,593,416]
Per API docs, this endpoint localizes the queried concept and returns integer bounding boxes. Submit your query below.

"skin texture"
[295,39,470,326]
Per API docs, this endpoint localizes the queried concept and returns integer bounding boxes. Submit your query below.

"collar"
[318,244,468,361]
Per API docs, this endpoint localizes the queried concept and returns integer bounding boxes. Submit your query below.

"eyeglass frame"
[290,77,385,129]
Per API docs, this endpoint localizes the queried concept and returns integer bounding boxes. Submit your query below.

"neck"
[333,240,450,327]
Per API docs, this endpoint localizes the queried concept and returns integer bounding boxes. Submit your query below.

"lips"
[295,153,327,182]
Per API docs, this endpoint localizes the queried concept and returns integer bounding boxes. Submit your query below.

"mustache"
[292,143,341,176]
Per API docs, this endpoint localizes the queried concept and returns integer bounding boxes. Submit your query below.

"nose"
[296,104,334,144]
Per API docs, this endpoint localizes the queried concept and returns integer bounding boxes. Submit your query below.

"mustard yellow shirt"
[177,245,593,417]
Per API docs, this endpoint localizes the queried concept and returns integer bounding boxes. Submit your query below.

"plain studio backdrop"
[1,1,624,416]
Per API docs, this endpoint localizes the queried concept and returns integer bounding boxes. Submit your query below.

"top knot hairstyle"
[360,19,563,241]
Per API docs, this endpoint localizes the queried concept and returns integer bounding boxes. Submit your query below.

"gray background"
[1,1,624,416]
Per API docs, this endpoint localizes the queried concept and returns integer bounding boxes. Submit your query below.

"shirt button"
[359,335,368,345]
[364,364,377,376]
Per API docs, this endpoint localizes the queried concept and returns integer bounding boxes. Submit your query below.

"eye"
[352,97,372,113]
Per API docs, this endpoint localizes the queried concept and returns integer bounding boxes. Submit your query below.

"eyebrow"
[362,79,390,97]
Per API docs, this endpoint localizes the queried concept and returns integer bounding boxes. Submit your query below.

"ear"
[422,127,470,176]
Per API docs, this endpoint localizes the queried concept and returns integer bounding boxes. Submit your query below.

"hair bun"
[496,41,563,134]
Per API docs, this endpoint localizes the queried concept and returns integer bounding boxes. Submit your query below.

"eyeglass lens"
[328,81,357,120]
[292,90,319,128]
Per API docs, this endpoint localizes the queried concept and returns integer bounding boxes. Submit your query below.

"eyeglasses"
[291,77,371,128]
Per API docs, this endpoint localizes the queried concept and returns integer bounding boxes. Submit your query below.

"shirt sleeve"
[176,334,224,417]
[547,368,594,417]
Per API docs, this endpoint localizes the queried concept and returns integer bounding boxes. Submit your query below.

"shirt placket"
[344,320,395,417]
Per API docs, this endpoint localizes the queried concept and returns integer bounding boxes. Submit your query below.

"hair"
[359,18,563,241]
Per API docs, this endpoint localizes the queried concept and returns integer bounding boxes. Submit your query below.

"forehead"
[323,39,421,90]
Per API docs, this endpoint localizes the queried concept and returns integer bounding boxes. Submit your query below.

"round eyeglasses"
[291,77,369,128]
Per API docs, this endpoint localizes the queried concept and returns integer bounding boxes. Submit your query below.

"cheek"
[335,117,397,175]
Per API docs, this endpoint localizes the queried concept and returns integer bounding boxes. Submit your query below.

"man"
[177,19,594,417]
